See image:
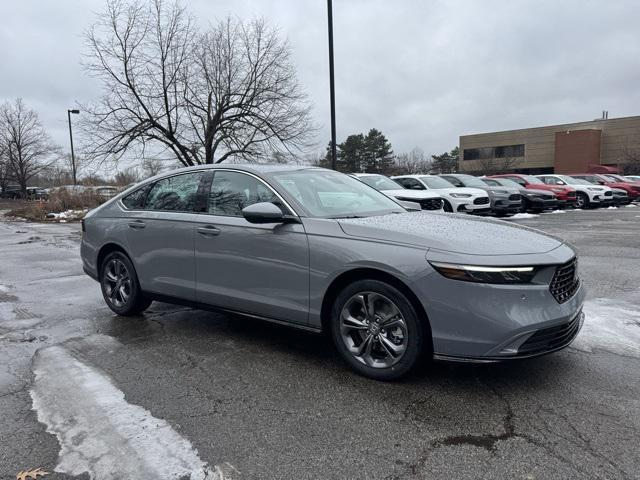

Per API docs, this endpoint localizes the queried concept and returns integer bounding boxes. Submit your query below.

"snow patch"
[46,209,87,221]
[607,206,618,210]
[30,344,232,480]
[506,213,539,219]
[625,204,637,207]
[573,299,640,357]
[542,210,566,214]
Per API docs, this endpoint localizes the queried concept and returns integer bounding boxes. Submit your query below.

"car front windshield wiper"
[331,214,367,219]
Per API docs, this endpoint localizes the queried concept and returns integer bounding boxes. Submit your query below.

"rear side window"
[121,184,151,210]
[145,172,204,212]
[208,171,279,217]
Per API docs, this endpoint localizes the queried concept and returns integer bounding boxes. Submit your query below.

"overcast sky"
[2,0,639,165]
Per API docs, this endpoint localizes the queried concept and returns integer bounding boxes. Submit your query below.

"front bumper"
[433,310,584,363]
[421,243,585,360]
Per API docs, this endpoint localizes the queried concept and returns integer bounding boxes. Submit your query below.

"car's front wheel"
[576,192,589,209]
[330,279,426,380]
[100,251,151,316]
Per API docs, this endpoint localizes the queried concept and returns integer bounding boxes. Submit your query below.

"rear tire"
[330,279,426,381]
[100,251,151,316]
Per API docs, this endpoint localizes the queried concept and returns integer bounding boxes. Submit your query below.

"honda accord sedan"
[81,165,584,380]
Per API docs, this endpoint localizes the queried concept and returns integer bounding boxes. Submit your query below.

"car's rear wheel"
[576,192,589,209]
[519,198,529,213]
[330,279,425,380]
[100,251,151,316]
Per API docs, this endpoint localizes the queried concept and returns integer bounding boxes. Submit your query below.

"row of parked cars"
[0,184,120,200]
[350,172,640,216]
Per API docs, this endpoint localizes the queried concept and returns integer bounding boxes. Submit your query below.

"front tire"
[442,200,453,213]
[576,192,589,209]
[330,279,426,380]
[100,251,151,316]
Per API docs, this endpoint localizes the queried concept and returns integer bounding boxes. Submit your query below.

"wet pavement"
[1,207,639,479]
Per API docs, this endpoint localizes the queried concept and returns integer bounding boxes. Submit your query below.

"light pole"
[327,0,337,170]
[67,109,80,185]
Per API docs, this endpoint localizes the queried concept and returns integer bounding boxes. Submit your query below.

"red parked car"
[569,173,640,202]
[489,174,578,207]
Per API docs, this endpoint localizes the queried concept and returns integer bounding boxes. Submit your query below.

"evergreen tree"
[337,134,366,172]
[363,128,394,173]
[431,147,460,173]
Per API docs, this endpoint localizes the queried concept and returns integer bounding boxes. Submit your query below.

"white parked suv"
[392,175,491,214]
[536,174,613,208]
[350,173,444,211]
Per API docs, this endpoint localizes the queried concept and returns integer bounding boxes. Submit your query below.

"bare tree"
[469,156,521,175]
[620,143,640,174]
[0,99,59,195]
[395,147,432,174]
[0,152,12,192]
[141,157,164,177]
[81,0,314,167]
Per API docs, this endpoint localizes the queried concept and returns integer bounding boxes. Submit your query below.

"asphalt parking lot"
[1,207,639,479]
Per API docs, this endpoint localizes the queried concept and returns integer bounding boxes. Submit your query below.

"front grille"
[509,194,521,201]
[418,198,443,210]
[517,312,582,355]
[473,196,490,205]
[550,258,580,304]
[567,191,576,198]
[604,191,613,197]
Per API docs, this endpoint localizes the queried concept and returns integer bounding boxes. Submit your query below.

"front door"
[194,170,310,325]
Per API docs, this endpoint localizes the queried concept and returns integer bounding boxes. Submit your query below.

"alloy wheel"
[103,258,132,308]
[339,292,408,368]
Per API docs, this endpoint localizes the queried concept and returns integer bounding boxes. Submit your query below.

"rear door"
[124,171,207,301]
[194,170,310,325]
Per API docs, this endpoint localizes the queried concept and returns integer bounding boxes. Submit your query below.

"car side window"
[145,172,204,212]
[121,184,151,210]
[506,177,525,186]
[208,171,280,217]
[399,178,422,190]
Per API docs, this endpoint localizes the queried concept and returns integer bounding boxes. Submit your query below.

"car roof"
[161,163,323,176]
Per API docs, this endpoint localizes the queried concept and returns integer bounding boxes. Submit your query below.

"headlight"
[551,187,565,193]
[489,189,507,194]
[429,262,538,284]
[587,187,600,191]
[450,193,472,198]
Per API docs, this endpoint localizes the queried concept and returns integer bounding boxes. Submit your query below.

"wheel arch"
[96,242,132,276]
[320,267,433,350]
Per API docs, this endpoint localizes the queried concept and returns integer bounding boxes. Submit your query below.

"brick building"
[458,115,640,174]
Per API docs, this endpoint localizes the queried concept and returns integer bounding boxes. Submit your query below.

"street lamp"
[327,0,337,170]
[67,109,80,185]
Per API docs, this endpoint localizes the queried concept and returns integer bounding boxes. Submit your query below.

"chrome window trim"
[117,167,299,217]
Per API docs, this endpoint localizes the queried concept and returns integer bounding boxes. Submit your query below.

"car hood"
[380,189,440,199]
[338,212,563,255]
[431,187,487,196]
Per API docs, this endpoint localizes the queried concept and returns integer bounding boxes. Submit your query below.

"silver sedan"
[81,165,584,380]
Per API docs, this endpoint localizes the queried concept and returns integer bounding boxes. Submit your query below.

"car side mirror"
[398,200,421,211]
[242,202,287,224]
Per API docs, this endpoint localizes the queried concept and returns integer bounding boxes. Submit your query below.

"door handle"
[128,220,146,230]
[197,225,221,237]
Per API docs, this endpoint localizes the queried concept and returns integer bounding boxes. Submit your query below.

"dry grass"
[6,190,107,222]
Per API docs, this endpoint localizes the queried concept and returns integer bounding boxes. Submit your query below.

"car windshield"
[454,175,487,187]
[521,175,544,184]
[603,174,625,182]
[558,175,591,185]
[357,175,402,191]
[418,176,455,189]
[271,169,405,218]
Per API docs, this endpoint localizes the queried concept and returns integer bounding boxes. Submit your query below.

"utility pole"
[67,109,80,185]
[327,0,337,170]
